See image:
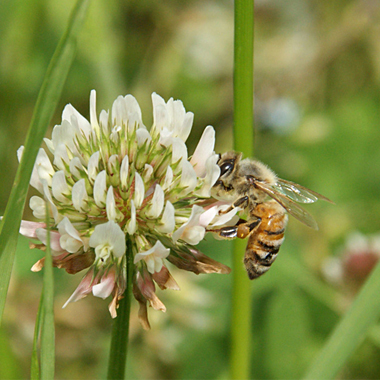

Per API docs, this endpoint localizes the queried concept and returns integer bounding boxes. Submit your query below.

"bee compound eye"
[219,160,234,176]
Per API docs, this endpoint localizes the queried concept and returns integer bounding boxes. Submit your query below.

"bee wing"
[275,179,334,204]
[254,181,319,230]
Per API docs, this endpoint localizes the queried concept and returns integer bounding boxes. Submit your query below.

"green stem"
[107,243,134,380]
[231,1,254,379]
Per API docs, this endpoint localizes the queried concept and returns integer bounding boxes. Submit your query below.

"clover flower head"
[19,91,237,328]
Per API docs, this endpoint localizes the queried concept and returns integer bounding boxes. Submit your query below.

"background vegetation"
[1,0,380,378]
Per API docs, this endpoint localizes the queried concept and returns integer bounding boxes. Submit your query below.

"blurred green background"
[1,0,380,379]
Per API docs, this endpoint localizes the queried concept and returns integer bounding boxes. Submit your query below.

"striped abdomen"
[244,200,288,279]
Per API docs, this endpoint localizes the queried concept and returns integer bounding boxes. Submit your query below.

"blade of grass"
[231,0,254,379]
[0,0,90,325]
[40,209,55,380]
[31,293,44,380]
[303,259,380,379]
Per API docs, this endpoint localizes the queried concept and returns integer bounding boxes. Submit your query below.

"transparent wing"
[275,179,334,204]
[254,181,319,230]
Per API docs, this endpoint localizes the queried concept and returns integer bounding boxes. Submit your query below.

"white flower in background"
[18,91,236,328]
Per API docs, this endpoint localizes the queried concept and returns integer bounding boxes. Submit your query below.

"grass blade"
[0,0,90,325]
[303,259,380,379]
[31,293,44,380]
[40,211,55,380]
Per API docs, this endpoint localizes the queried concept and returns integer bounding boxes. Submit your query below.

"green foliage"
[2,0,380,379]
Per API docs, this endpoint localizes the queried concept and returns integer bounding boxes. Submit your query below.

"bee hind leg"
[207,217,261,239]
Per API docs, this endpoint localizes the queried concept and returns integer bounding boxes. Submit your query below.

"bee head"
[217,151,242,179]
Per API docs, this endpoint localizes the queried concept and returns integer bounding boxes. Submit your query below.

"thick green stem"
[107,244,134,380]
[230,1,254,379]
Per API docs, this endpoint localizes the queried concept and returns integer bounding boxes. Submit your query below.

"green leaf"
[0,0,90,325]
[303,259,380,379]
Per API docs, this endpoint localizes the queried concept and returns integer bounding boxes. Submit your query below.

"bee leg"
[236,217,261,238]
[208,217,261,239]
[210,226,239,239]
[219,196,249,215]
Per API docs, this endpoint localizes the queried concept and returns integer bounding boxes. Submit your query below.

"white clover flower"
[19,90,235,327]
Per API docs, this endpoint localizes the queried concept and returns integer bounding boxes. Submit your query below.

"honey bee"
[210,151,332,279]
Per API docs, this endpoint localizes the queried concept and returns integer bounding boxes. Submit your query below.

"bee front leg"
[219,196,249,215]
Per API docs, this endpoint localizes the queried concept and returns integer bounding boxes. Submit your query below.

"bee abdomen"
[264,227,285,236]
[244,224,286,279]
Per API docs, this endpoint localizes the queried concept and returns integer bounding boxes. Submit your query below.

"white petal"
[190,125,216,177]
[120,155,129,189]
[134,241,170,274]
[69,157,84,179]
[180,226,205,245]
[199,206,219,227]
[107,155,120,181]
[180,160,197,193]
[210,205,240,227]
[171,137,188,163]
[136,128,152,147]
[35,148,54,187]
[178,112,194,142]
[152,93,168,132]
[110,125,121,144]
[53,144,70,171]
[89,220,126,258]
[112,94,142,130]
[143,164,154,183]
[62,104,91,139]
[93,170,107,207]
[30,196,46,219]
[43,138,54,154]
[62,270,94,308]
[35,228,63,252]
[60,234,83,253]
[195,153,221,197]
[170,99,193,142]
[42,180,62,224]
[57,217,84,253]
[21,147,43,193]
[158,127,173,147]
[126,200,137,235]
[89,90,99,132]
[172,205,205,244]
[19,220,46,239]
[92,271,116,299]
[162,166,173,191]
[87,151,100,183]
[134,172,145,208]
[106,186,117,221]
[99,109,109,133]
[156,201,175,233]
[72,179,88,212]
[146,184,164,219]
[51,120,77,152]
[52,171,70,202]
